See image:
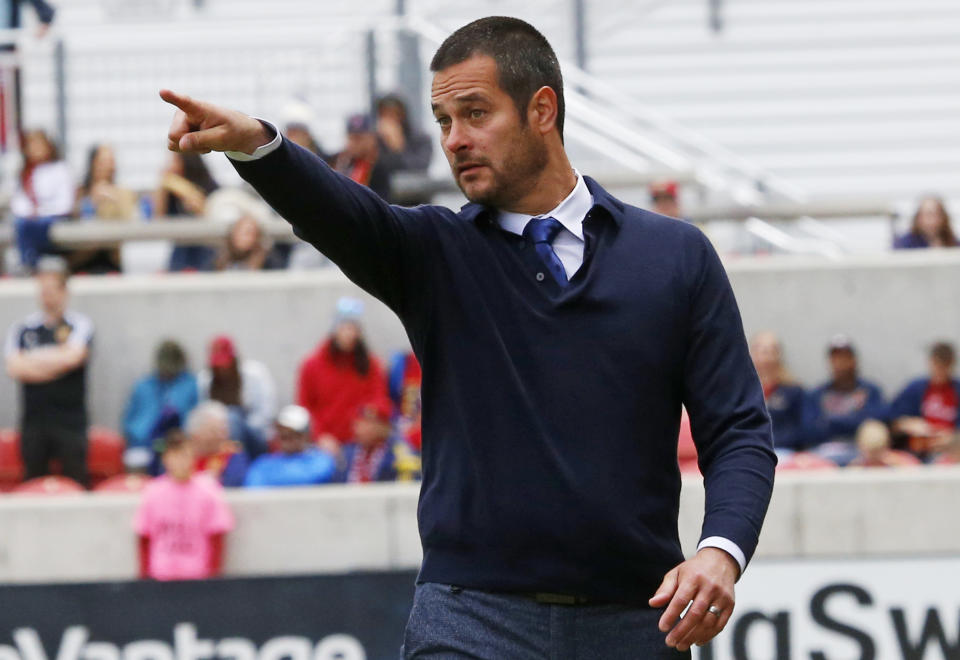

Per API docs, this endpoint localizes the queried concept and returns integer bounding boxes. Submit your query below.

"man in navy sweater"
[160,16,776,658]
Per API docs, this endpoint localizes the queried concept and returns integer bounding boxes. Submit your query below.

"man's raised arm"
[159,90,433,315]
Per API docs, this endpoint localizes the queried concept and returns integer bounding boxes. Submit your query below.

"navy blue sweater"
[232,139,776,603]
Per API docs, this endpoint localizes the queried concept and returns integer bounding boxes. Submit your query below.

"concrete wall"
[1,249,959,429]
[1,468,959,584]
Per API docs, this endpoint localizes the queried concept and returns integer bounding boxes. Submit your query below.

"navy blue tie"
[523,216,568,287]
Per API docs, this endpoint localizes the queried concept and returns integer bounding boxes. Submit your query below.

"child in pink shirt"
[134,432,234,580]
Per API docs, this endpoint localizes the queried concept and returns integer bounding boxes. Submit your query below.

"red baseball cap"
[649,180,678,199]
[356,398,392,424]
[208,335,236,368]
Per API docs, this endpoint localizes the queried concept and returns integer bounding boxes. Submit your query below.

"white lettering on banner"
[0,628,365,660]
[123,641,174,660]
[212,640,255,660]
[257,638,311,660]
[695,557,960,660]
[82,643,120,660]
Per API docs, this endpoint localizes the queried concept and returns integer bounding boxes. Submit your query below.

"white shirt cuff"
[697,536,746,575]
[225,119,281,162]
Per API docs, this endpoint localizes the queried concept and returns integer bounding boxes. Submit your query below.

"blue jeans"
[402,582,691,659]
[14,216,58,269]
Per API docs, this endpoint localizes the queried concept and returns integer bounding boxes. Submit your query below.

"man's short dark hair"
[430,16,564,140]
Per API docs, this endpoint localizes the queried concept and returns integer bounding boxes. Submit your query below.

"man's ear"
[528,86,559,137]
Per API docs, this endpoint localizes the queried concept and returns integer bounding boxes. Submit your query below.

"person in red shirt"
[890,342,960,461]
[297,297,388,454]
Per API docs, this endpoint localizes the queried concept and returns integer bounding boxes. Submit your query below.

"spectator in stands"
[388,350,422,452]
[135,430,233,581]
[122,340,198,472]
[1,1,56,141]
[649,180,682,220]
[184,400,248,487]
[297,297,388,453]
[804,335,887,466]
[214,216,282,271]
[848,419,919,468]
[72,143,138,273]
[337,399,420,483]
[750,331,806,456]
[376,93,432,173]
[4,257,92,486]
[198,335,276,458]
[894,196,957,249]
[333,114,392,201]
[890,341,960,461]
[284,121,327,159]
[11,130,73,272]
[154,152,219,271]
[243,405,337,488]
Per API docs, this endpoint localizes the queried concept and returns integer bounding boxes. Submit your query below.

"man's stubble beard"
[457,126,549,210]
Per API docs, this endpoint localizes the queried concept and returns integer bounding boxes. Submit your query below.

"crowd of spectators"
[743,332,960,469]
[3,263,422,494]
[2,92,433,276]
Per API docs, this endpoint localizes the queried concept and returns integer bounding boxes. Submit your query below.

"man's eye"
[470,109,485,119]
[436,117,451,128]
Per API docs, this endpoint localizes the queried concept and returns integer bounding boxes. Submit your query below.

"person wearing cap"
[650,180,682,220]
[332,113,392,201]
[198,335,276,459]
[4,256,94,485]
[889,341,960,461]
[296,297,389,453]
[243,405,337,488]
[122,339,199,472]
[804,335,888,466]
[337,398,420,483]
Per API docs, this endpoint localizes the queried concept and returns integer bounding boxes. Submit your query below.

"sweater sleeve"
[230,137,434,316]
[681,231,777,568]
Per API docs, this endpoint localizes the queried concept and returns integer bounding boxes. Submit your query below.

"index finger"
[159,89,205,119]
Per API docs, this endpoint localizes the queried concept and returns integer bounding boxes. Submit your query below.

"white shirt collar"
[497,171,593,241]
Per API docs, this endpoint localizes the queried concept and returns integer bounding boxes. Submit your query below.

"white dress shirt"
[228,133,748,574]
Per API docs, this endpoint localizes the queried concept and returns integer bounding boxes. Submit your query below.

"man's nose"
[443,120,470,153]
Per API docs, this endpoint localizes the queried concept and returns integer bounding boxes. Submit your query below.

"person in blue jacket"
[244,405,337,488]
[805,335,887,466]
[890,341,960,461]
[750,331,806,456]
[122,340,198,471]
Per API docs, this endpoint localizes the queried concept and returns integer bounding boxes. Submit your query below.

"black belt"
[450,586,596,606]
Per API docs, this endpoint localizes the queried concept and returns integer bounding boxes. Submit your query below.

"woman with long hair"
[197,335,276,459]
[11,130,74,272]
[155,152,219,271]
[894,196,957,249]
[297,297,388,454]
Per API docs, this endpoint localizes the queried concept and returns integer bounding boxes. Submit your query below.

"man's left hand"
[648,547,739,651]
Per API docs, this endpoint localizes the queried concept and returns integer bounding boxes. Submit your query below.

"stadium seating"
[0,429,24,491]
[93,473,150,494]
[776,452,839,472]
[87,427,125,487]
[13,476,85,495]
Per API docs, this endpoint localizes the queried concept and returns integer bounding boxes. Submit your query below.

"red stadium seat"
[87,427,125,487]
[0,429,24,491]
[776,451,839,472]
[13,476,85,495]
[677,408,700,474]
[94,473,150,493]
